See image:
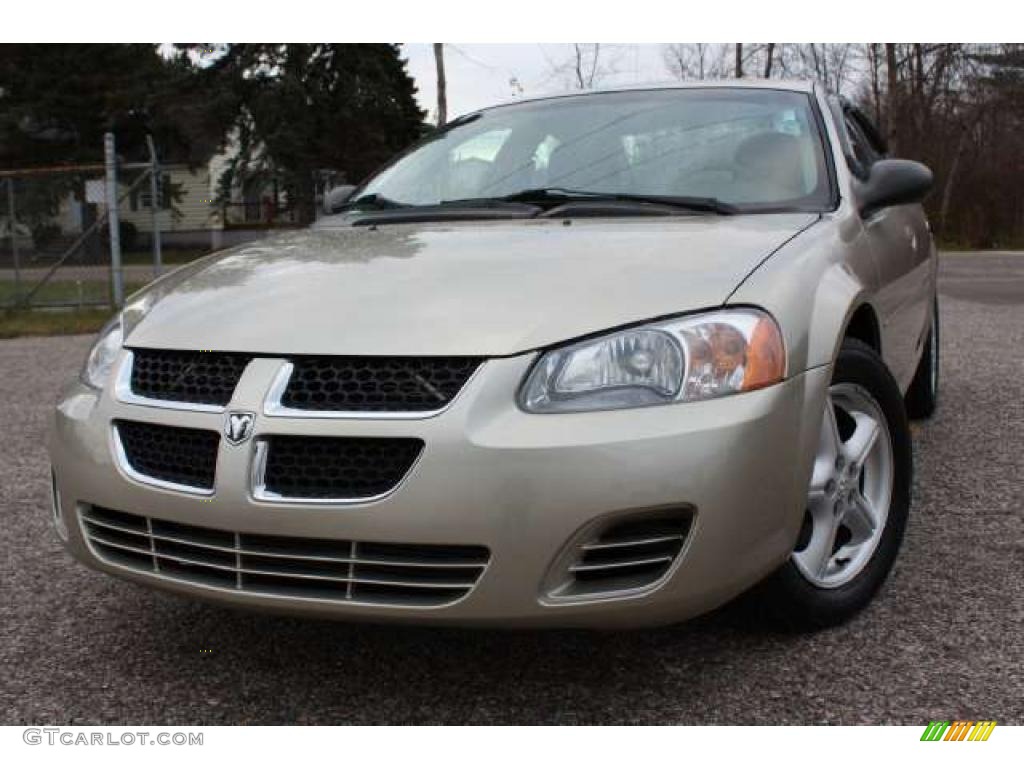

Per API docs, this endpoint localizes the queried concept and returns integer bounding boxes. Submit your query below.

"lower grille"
[114,420,219,492]
[551,510,693,598]
[257,435,424,500]
[81,506,490,607]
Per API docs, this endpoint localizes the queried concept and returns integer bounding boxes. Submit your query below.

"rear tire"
[756,338,912,631]
[905,298,939,419]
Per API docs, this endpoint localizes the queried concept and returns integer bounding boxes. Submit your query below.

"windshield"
[355,88,833,212]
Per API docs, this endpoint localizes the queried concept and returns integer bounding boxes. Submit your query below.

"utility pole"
[6,178,20,304]
[735,43,744,78]
[104,132,124,308]
[146,134,163,278]
[433,43,447,127]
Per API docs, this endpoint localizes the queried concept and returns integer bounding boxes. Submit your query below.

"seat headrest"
[734,132,806,197]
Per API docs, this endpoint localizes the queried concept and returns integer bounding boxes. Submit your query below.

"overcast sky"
[400,44,672,120]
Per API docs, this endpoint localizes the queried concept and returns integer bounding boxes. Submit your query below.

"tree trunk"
[912,43,925,144]
[574,44,585,89]
[735,43,743,78]
[940,124,970,237]
[885,43,899,154]
[868,43,883,126]
[433,43,447,126]
[764,43,775,78]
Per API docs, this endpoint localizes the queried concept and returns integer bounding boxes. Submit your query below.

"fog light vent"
[548,510,693,599]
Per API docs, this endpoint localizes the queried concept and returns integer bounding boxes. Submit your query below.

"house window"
[139,174,170,209]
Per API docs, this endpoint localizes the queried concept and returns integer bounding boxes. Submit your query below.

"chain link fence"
[0,139,157,310]
[2,133,313,313]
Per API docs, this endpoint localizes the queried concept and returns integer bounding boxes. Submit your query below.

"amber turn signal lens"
[741,316,786,391]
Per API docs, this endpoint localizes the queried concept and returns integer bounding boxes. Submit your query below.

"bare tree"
[665,43,784,81]
[793,43,857,94]
[662,44,730,80]
[939,123,972,233]
[547,44,621,90]
[866,43,883,124]
[764,43,775,78]
[885,43,899,152]
[433,43,447,126]
[575,43,597,89]
[660,41,1024,246]
[662,43,687,80]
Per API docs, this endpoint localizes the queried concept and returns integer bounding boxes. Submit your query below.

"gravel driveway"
[1,252,1021,725]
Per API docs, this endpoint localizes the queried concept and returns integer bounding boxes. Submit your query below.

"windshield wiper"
[493,187,738,215]
[345,193,540,216]
[345,195,541,226]
[343,187,735,224]
[435,197,542,212]
[342,193,410,211]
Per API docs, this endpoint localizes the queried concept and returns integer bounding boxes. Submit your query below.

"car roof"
[454,79,820,119]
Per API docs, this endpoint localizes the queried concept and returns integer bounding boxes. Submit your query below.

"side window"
[851,111,887,158]
[140,173,170,209]
[843,115,878,177]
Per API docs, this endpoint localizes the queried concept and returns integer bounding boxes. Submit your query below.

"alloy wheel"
[793,382,894,589]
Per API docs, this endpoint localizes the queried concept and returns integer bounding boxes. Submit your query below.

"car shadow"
[75,581,806,724]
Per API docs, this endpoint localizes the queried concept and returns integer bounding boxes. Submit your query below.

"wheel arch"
[841,302,882,357]
[792,269,881,376]
[725,215,881,377]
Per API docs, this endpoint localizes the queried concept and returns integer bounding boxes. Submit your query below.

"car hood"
[126,215,818,356]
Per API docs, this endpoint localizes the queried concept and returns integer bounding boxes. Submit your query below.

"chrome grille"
[81,506,490,607]
[275,356,483,413]
[114,420,219,492]
[552,511,693,598]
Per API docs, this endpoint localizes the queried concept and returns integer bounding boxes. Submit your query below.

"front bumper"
[48,352,831,628]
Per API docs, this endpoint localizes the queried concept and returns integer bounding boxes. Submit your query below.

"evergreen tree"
[0,44,213,241]
[0,43,214,167]
[203,43,426,222]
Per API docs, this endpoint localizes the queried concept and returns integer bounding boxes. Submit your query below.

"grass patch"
[121,249,209,266]
[0,307,115,338]
[936,239,1024,251]
[0,280,147,306]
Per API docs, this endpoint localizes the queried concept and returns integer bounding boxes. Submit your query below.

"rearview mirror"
[856,159,933,217]
[323,184,356,214]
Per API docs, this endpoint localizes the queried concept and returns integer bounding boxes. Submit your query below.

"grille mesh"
[280,356,482,412]
[115,420,219,491]
[129,349,250,406]
[81,506,489,607]
[261,435,423,500]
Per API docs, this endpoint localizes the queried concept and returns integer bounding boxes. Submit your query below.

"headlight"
[519,308,785,413]
[80,315,123,390]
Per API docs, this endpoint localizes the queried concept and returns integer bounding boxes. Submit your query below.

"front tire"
[758,338,912,630]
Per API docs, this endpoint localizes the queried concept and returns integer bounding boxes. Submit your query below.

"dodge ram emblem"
[225,411,255,445]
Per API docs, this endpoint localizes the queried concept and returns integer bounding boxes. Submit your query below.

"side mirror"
[856,159,933,217]
[323,184,356,214]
